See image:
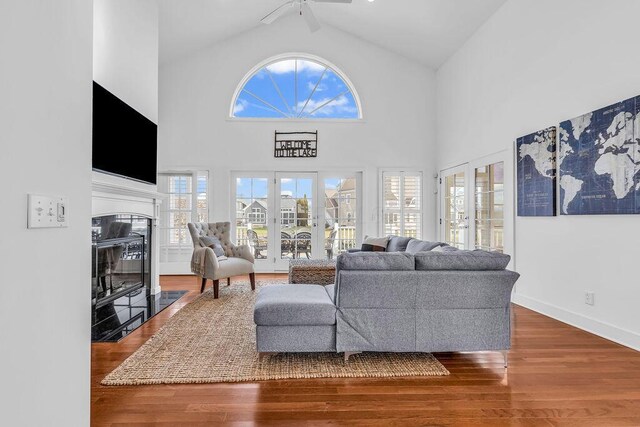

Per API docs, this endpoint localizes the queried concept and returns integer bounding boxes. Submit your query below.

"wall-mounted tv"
[92,81,157,185]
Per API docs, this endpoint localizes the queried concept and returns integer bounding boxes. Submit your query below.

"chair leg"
[227,277,231,286]
[249,273,256,291]
[200,277,207,293]
[213,279,219,299]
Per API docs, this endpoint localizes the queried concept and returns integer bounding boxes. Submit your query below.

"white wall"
[437,0,640,349]
[0,1,92,425]
[158,14,438,270]
[94,0,158,123]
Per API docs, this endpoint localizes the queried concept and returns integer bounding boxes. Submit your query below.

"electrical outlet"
[585,291,595,306]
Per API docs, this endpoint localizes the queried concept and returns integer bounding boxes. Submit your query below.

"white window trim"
[229,52,364,121]
[158,170,209,247]
[379,169,424,239]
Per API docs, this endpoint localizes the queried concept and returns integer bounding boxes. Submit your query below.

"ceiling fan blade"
[301,3,321,33]
[312,0,352,3]
[261,1,294,25]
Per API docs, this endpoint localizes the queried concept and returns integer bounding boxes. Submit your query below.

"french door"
[440,164,469,249]
[233,171,362,272]
[439,152,513,257]
[275,173,319,270]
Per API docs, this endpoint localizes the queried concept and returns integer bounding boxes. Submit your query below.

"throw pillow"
[199,236,225,257]
[405,239,443,254]
[361,235,389,252]
[386,235,414,252]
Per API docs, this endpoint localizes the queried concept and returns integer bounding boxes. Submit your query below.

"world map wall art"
[516,126,557,216]
[559,96,640,215]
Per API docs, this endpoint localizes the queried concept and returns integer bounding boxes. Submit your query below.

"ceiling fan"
[261,0,353,33]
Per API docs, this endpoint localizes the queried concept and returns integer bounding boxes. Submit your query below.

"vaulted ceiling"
[158,0,507,69]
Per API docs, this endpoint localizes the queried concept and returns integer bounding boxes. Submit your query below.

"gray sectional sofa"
[254,249,520,363]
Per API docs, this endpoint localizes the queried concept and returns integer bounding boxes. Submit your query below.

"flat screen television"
[92,81,157,185]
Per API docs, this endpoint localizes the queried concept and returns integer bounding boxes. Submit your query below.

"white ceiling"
[159,0,507,69]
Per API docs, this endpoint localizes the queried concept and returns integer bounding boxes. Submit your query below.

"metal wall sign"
[274,131,318,158]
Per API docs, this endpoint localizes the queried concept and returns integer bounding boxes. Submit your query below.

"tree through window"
[232,55,361,119]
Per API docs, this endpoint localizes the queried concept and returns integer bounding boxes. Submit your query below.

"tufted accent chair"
[188,222,255,298]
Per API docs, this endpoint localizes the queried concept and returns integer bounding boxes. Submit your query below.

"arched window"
[231,54,362,120]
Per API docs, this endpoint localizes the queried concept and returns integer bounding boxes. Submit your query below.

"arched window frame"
[229,53,363,121]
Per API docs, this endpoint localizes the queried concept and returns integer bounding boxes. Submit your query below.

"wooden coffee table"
[288,259,337,285]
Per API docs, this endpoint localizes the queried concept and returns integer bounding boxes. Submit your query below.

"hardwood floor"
[92,274,640,426]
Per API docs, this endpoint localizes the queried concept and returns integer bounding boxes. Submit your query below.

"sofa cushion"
[386,235,414,252]
[337,252,415,271]
[415,250,511,271]
[361,235,389,252]
[405,239,444,254]
[325,284,336,303]
[254,284,336,326]
[431,245,459,252]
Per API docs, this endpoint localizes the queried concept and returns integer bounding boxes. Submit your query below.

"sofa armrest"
[233,244,255,264]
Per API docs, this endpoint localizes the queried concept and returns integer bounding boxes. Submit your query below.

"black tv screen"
[92,81,157,185]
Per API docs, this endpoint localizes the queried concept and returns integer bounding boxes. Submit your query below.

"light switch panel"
[28,194,69,228]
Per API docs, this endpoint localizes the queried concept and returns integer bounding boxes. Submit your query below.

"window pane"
[404,175,421,209]
[384,175,400,208]
[324,176,358,259]
[170,194,191,211]
[474,162,504,252]
[403,212,421,239]
[234,57,360,119]
[384,211,401,236]
[382,172,423,239]
[236,178,269,259]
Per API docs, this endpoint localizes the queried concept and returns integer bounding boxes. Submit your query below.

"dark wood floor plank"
[91,274,640,426]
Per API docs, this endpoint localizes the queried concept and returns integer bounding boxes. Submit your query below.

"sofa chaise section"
[254,284,336,355]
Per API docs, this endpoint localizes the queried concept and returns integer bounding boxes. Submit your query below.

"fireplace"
[91,215,151,308]
[91,173,185,342]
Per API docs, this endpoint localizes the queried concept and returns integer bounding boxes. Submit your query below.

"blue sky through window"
[233,58,359,119]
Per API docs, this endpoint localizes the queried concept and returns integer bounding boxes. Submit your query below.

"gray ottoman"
[254,284,336,355]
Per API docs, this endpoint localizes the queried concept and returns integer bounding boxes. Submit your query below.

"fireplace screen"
[91,215,151,308]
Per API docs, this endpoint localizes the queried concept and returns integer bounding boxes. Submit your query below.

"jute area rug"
[102,279,449,385]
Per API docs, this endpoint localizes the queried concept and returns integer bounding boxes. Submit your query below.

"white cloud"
[307,81,327,92]
[266,59,325,75]
[233,99,248,114]
[298,95,357,117]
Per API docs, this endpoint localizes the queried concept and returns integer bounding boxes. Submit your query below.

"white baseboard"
[512,293,640,351]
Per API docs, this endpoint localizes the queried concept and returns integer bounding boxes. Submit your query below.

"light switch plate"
[28,194,68,228]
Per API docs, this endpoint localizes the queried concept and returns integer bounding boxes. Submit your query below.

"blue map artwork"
[517,127,557,216]
[559,96,640,215]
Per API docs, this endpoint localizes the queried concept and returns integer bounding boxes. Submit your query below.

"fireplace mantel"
[92,171,162,294]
